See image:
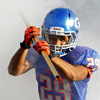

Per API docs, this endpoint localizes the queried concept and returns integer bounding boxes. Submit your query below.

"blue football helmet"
[42,7,80,57]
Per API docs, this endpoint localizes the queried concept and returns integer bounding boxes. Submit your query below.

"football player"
[8,7,100,100]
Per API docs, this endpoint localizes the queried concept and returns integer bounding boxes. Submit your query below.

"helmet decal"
[50,27,64,33]
[74,17,80,29]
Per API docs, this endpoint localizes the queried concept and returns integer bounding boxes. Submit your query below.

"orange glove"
[33,40,50,56]
[20,26,41,49]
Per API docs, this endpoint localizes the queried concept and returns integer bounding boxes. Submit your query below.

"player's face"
[49,35,69,45]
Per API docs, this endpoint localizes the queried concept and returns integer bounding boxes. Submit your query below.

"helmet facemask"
[42,28,76,57]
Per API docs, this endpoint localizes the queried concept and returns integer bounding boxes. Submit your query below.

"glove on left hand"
[33,40,50,56]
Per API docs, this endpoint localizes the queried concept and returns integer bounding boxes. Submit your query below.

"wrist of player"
[49,52,59,58]
[20,35,34,49]
[20,40,32,49]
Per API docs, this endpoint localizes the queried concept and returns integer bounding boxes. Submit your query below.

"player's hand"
[33,40,50,56]
[20,26,41,49]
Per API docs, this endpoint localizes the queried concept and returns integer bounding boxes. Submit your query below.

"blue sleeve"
[56,46,100,78]
[82,49,100,78]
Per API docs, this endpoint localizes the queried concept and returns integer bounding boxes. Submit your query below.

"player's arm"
[50,49,100,81]
[8,48,30,76]
[33,41,88,81]
[33,41,90,81]
[50,57,88,81]
[8,26,41,76]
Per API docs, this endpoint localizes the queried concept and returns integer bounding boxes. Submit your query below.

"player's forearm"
[51,57,76,81]
[8,48,29,76]
[51,57,88,81]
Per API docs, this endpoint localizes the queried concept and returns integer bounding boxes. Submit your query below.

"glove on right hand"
[20,26,41,49]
